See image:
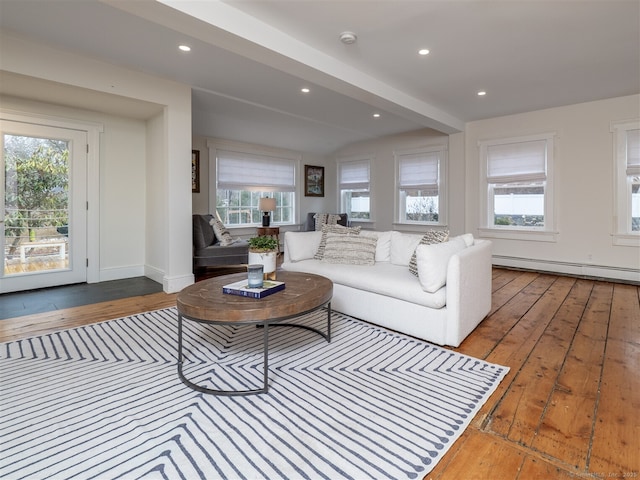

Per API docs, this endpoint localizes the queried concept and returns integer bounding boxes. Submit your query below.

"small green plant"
[248,236,278,251]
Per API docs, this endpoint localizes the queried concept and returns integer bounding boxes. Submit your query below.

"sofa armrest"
[444,240,493,347]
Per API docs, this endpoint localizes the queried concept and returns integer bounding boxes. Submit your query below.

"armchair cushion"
[192,214,249,268]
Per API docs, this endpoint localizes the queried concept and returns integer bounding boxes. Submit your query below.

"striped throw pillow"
[321,233,377,265]
[314,224,361,260]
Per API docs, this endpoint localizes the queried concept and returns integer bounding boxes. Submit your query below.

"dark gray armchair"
[192,214,249,270]
[303,212,348,231]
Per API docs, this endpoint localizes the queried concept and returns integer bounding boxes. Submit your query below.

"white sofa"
[281,229,493,347]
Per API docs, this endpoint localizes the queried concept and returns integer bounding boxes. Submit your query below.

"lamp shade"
[259,197,276,212]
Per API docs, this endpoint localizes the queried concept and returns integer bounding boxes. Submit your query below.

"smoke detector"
[339,31,357,45]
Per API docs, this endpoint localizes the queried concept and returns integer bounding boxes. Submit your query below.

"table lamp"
[259,197,276,227]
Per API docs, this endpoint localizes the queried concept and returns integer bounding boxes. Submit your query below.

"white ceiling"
[1,0,638,154]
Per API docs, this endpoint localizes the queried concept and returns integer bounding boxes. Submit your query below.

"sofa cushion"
[416,236,467,293]
[314,224,361,260]
[322,233,377,265]
[286,231,323,262]
[409,229,449,276]
[360,230,392,262]
[209,218,234,246]
[282,259,446,309]
[390,231,424,266]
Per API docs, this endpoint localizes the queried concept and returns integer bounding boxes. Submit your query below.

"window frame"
[394,144,448,226]
[478,132,557,242]
[208,139,300,228]
[337,155,372,223]
[611,119,640,246]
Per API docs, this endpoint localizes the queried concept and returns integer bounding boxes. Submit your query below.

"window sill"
[349,219,375,229]
[478,227,558,242]
[612,233,640,247]
[392,222,448,233]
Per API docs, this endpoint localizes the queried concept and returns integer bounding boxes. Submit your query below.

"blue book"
[222,280,285,299]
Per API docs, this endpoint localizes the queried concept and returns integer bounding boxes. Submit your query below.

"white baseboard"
[162,273,194,293]
[493,255,640,283]
[98,265,145,283]
[144,265,165,285]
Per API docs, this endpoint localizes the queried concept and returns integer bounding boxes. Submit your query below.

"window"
[395,146,447,224]
[214,147,297,226]
[479,133,555,240]
[338,158,370,220]
[612,120,640,244]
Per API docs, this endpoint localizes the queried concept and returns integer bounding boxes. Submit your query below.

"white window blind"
[217,149,295,192]
[626,129,640,176]
[487,139,547,183]
[398,151,439,195]
[339,160,370,190]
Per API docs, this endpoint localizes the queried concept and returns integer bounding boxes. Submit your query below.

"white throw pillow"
[450,233,474,247]
[390,231,423,266]
[408,229,449,276]
[321,233,377,265]
[360,230,392,262]
[286,231,323,262]
[416,236,467,293]
[209,218,234,246]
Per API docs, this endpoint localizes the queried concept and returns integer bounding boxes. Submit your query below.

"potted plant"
[248,235,279,280]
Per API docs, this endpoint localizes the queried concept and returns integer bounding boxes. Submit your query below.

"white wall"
[331,128,457,233]
[465,94,640,282]
[0,95,149,281]
[192,134,333,232]
[1,32,194,292]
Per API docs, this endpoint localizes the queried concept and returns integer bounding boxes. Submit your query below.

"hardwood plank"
[488,279,594,447]
[588,283,640,475]
[532,282,611,469]
[425,430,525,480]
[487,270,542,315]
[459,273,560,359]
[0,292,177,342]
[468,275,576,429]
[517,456,576,479]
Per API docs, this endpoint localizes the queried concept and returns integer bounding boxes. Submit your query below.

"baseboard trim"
[98,265,145,283]
[493,255,640,284]
[162,273,194,293]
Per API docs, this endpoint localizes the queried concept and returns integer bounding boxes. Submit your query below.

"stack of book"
[222,280,285,299]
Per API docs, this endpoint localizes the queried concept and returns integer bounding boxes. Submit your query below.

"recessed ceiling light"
[477,91,487,96]
[178,45,191,52]
[418,48,430,56]
[301,88,310,93]
[373,113,381,118]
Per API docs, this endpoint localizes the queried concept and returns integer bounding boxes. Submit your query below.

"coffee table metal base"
[177,303,331,396]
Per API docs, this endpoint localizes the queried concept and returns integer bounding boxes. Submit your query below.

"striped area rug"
[1,308,508,480]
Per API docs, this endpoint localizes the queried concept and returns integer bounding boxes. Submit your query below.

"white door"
[1,120,87,293]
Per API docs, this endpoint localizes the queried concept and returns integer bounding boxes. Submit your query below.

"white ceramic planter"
[248,250,277,275]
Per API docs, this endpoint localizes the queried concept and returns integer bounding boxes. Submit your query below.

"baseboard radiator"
[492,255,640,284]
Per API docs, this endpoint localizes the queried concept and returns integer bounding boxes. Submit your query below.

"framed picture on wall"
[192,150,200,193]
[304,165,324,197]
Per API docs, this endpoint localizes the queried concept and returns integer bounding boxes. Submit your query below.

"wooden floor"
[0,268,638,480]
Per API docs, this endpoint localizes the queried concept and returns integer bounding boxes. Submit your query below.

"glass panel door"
[1,120,87,293]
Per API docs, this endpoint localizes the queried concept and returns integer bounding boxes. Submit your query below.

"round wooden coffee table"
[176,271,333,396]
